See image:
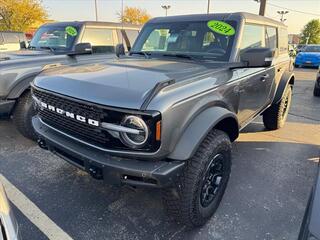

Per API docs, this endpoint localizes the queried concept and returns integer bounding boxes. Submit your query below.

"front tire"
[314,82,320,97]
[162,129,232,228]
[262,85,292,130]
[12,91,37,140]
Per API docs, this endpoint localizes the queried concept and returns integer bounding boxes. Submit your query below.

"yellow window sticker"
[65,26,78,37]
[207,20,235,36]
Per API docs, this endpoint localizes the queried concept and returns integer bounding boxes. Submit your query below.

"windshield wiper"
[129,51,151,59]
[162,53,200,61]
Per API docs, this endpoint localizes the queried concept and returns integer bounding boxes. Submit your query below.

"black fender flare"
[167,107,239,161]
[272,71,295,104]
[6,73,39,99]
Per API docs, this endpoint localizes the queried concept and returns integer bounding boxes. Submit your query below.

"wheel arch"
[273,71,295,104]
[167,106,239,161]
[6,73,38,99]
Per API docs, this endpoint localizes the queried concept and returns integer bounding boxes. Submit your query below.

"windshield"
[303,45,320,52]
[29,25,80,52]
[131,20,237,61]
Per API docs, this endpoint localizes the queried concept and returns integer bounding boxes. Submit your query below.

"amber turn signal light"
[156,121,161,141]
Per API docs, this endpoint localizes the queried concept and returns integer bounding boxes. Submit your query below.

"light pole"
[94,0,98,21]
[161,5,171,16]
[277,10,289,22]
[207,0,211,14]
[253,0,267,16]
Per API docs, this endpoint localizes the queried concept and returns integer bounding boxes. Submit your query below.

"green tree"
[118,7,151,25]
[0,0,48,32]
[300,19,320,44]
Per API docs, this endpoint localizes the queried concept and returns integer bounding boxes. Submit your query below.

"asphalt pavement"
[0,68,319,240]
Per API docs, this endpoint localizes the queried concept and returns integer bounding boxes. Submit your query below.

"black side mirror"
[240,48,274,67]
[20,41,27,49]
[115,43,125,57]
[68,43,92,56]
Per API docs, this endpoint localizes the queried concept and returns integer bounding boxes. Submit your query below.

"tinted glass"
[265,27,277,49]
[125,30,139,46]
[30,25,79,52]
[303,45,320,52]
[132,20,237,61]
[82,28,115,53]
[0,34,4,44]
[278,27,288,53]
[240,24,265,51]
[3,33,19,43]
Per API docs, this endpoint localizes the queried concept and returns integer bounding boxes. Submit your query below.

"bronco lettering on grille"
[39,101,100,127]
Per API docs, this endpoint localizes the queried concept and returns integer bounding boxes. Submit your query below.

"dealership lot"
[0,68,319,240]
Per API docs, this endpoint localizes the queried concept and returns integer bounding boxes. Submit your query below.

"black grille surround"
[32,86,161,152]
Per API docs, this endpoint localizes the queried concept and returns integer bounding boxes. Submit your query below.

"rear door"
[236,24,275,125]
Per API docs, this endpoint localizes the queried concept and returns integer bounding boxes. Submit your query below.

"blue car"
[295,45,320,68]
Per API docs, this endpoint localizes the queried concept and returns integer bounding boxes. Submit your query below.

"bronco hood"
[0,50,52,61]
[34,58,219,109]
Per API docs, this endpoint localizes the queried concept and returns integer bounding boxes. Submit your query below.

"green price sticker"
[207,20,235,36]
[65,26,78,37]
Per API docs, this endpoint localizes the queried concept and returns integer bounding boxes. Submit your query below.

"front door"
[236,67,274,125]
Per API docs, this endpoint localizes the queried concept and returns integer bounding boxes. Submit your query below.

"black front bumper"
[32,116,185,188]
[0,99,15,117]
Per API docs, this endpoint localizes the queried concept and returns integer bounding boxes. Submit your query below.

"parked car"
[0,182,20,240]
[0,31,28,52]
[289,44,297,57]
[314,66,320,97]
[295,45,320,68]
[296,44,307,53]
[298,163,320,240]
[0,21,141,140]
[32,12,294,227]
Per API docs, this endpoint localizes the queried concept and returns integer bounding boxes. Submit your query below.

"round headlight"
[120,116,149,148]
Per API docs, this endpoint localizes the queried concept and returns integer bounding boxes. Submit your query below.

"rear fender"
[273,71,295,104]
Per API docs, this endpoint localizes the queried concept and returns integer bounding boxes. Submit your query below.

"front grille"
[33,87,127,150]
[32,87,161,152]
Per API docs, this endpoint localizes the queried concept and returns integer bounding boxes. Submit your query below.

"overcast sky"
[42,0,320,34]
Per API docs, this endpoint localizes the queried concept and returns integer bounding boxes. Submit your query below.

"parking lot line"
[0,174,73,240]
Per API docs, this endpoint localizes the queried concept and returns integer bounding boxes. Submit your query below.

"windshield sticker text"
[65,26,78,37]
[207,20,235,36]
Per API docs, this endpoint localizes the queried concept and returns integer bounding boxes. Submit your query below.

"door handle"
[260,74,269,82]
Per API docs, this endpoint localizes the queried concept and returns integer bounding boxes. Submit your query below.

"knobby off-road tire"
[162,129,232,228]
[314,83,320,97]
[263,85,292,130]
[12,91,37,140]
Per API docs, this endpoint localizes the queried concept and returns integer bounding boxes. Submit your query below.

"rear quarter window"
[265,26,277,50]
[278,27,288,54]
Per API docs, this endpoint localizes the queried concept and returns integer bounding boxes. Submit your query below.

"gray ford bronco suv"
[31,13,294,227]
[0,21,140,140]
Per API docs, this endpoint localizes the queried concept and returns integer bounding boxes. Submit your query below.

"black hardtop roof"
[148,12,286,28]
[41,21,141,29]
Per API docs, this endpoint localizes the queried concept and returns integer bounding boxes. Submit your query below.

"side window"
[0,34,4,45]
[81,28,115,53]
[119,29,139,51]
[240,24,265,52]
[125,30,139,47]
[278,27,288,54]
[265,26,277,50]
[3,33,19,43]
